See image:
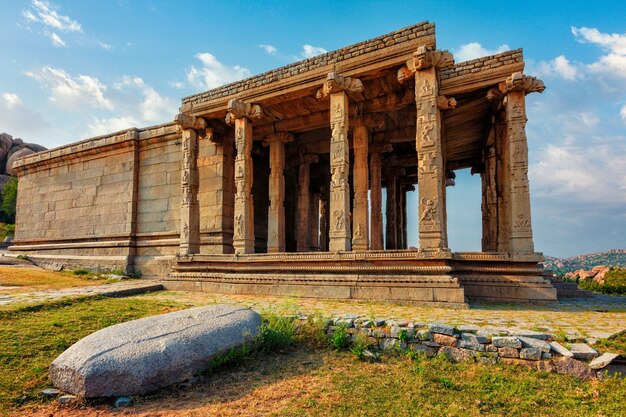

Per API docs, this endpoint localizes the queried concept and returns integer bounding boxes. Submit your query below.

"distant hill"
[543,249,626,276]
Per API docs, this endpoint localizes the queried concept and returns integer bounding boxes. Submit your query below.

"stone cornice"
[12,123,179,175]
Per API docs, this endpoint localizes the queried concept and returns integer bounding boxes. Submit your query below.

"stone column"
[264,132,292,253]
[310,192,320,250]
[369,143,392,250]
[385,169,397,250]
[397,181,405,249]
[319,192,328,251]
[398,46,455,250]
[297,152,319,252]
[499,73,544,253]
[351,123,369,251]
[226,99,263,254]
[316,72,363,251]
[175,114,205,255]
[480,124,498,252]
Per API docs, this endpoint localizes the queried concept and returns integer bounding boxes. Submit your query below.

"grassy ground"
[1,294,624,417]
[597,330,626,356]
[0,266,112,294]
[0,295,185,412]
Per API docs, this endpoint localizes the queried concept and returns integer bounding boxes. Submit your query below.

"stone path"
[0,281,163,307]
[147,291,626,340]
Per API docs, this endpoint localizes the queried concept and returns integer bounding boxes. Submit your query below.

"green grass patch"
[596,330,626,356]
[0,295,184,411]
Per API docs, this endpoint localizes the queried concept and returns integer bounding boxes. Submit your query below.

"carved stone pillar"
[369,143,392,250]
[319,192,328,252]
[297,152,319,252]
[264,132,292,253]
[226,99,263,254]
[175,114,205,255]
[310,192,320,250]
[317,72,363,251]
[499,73,544,253]
[352,124,369,251]
[481,125,498,252]
[398,46,455,250]
[397,181,405,249]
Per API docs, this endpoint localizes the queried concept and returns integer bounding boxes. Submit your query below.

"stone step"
[551,282,594,298]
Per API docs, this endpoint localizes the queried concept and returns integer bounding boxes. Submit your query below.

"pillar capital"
[225,99,263,125]
[300,152,319,165]
[263,132,293,146]
[498,72,545,95]
[316,71,363,100]
[397,46,454,83]
[437,95,457,110]
[174,113,207,131]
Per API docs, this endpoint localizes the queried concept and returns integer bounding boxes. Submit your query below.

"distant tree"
[0,177,17,223]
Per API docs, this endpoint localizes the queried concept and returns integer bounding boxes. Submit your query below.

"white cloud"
[47,31,65,47]
[169,81,185,90]
[259,44,277,55]
[301,44,327,59]
[86,76,177,136]
[531,141,626,205]
[535,55,578,80]
[186,53,251,90]
[572,26,626,55]
[26,66,113,110]
[621,104,626,122]
[453,42,510,62]
[87,115,139,137]
[0,92,51,136]
[26,0,82,32]
[2,93,23,109]
[97,40,112,51]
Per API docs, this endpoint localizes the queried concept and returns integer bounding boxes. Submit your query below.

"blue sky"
[1,0,625,257]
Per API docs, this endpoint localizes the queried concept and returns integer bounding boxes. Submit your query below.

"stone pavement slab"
[0,280,163,307]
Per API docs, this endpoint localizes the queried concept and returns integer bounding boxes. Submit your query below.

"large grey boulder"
[5,147,35,175]
[49,304,261,397]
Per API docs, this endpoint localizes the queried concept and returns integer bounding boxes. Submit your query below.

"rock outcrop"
[0,133,46,176]
[49,304,261,397]
[565,265,611,284]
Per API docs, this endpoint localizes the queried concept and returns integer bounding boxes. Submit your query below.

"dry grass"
[0,266,104,294]
[19,349,626,417]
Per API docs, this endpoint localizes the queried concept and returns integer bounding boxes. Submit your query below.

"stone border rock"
[300,316,622,381]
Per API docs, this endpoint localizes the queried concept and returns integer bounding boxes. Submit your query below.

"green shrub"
[72,268,90,276]
[0,177,17,223]
[255,314,296,353]
[331,324,351,350]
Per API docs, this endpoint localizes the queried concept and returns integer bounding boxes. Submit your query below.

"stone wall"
[12,124,183,277]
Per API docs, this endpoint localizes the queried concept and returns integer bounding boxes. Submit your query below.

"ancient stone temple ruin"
[11,22,557,304]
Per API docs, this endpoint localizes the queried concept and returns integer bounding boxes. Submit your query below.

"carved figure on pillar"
[317,72,363,251]
[226,99,263,254]
[351,121,370,251]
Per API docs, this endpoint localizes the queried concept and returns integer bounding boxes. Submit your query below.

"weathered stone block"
[520,347,542,361]
[50,305,261,397]
[428,323,456,336]
[498,347,519,358]
[569,343,598,360]
[434,333,457,347]
[492,337,522,349]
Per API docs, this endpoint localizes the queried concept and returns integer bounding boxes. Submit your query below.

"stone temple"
[11,22,557,305]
